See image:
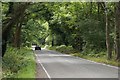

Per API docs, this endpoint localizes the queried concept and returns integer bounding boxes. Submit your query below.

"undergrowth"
[2,47,36,79]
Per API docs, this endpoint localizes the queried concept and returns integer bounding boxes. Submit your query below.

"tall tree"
[115,2,120,61]
[104,2,112,59]
[2,3,29,57]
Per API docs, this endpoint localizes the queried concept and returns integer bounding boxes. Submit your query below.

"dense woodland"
[2,2,120,61]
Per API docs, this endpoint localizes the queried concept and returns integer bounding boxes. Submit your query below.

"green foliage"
[2,3,9,20]
[45,35,53,45]
[2,2,114,53]
[21,19,48,46]
[72,52,119,67]
[49,45,77,54]
[15,54,35,78]
[3,48,25,73]
[2,2,119,73]
[2,47,36,78]
[79,19,106,51]
[54,34,63,46]
[44,2,109,53]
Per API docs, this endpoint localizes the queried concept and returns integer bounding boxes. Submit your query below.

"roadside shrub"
[83,51,106,58]
[55,45,77,54]
[44,45,51,49]
[56,45,66,52]
[2,47,31,78]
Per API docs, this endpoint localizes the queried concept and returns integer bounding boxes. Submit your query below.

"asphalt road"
[35,49,119,80]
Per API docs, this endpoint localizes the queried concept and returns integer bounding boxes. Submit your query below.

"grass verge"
[71,53,119,67]
[15,51,36,78]
[2,47,36,79]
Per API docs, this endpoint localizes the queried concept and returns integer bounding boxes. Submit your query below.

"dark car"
[32,43,41,50]
[35,45,41,50]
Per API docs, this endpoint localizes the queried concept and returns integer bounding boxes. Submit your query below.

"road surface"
[35,49,119,80]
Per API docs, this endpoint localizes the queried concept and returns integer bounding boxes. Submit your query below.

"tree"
[2,2,119,61]
[105,2,112,59]
[13,15,24,48]
[2,3,29,57]
[115,2,120,61]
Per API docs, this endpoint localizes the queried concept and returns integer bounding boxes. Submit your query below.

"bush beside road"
[2,47,36,79]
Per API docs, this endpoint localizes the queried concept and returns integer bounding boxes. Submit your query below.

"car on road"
[32,43,41,50]
[35,45,41,50]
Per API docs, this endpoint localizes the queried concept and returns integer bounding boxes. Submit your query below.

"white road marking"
[35,54,51,80]
[74,56,119,69]
[45,49,118,69]
[35,50,118,79]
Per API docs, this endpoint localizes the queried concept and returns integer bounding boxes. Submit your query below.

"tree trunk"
[2,3,29,57]
[51,33,54,46]
[14,23,22,48]
[13,11,25,48]
[105,2,112,60]
[2,2,14,57]
[115,2,120,61]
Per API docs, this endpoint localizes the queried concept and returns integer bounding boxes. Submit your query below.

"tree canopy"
[2,2,120,61]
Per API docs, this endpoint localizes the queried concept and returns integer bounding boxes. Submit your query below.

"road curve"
[35,49,119,80]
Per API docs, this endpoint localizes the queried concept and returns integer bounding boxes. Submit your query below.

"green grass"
[0,67,2,80]
[0,58,2,79]
[71,53,119,67]
[15,51,36,78]
[2,47,36,79]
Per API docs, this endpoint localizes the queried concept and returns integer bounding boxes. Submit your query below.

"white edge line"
[35,54,51,80]
[43,49,119,69]
[74,56,119,69]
